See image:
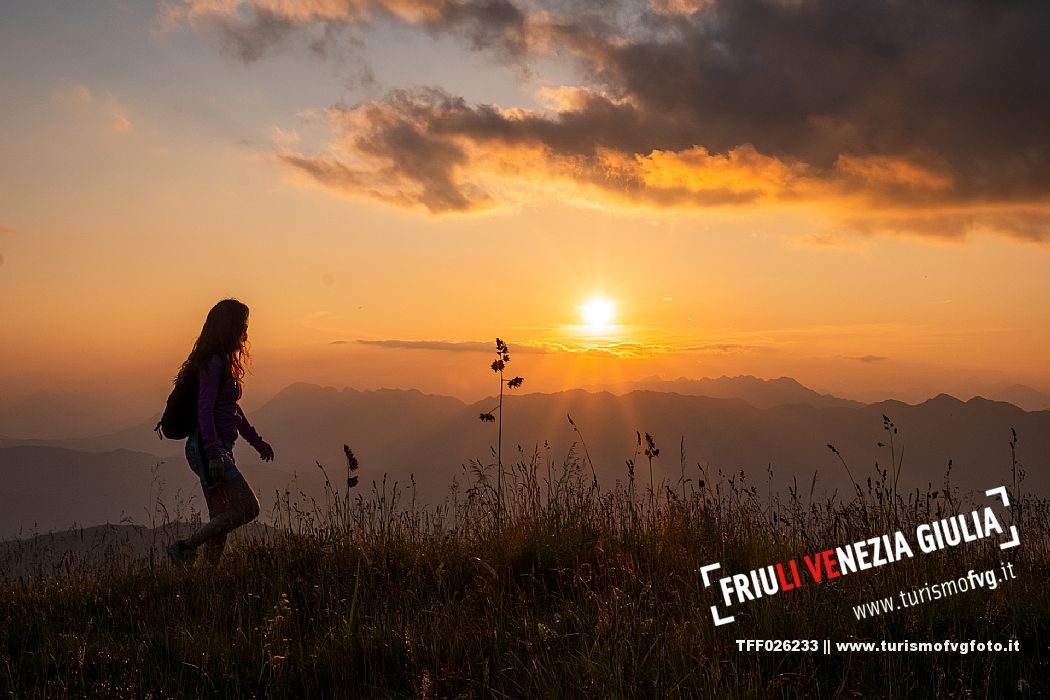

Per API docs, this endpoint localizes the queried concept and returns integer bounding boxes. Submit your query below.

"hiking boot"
[166,539,197,566]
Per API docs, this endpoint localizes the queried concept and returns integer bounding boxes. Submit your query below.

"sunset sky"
[2,0,1049,420]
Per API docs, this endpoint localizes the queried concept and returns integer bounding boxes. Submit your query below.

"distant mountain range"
[588,375,864,409]
[0,391,141,440]
[0,445,323,540]
[2,377,1048,538]
[988,384,1050,412]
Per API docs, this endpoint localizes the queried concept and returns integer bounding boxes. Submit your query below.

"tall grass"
[1,420,1048,698]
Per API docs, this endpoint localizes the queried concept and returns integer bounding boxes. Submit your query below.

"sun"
[580,297,617,330]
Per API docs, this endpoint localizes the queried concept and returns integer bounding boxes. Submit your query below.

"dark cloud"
[426,0,528,54]
[280,87,772,213]
[177,0,527,63]
[215,6,300,62]
[582,0,1050,202]
[845,210,1050,243]
[843,355,888,364]
[178,0,1050,239]
[357,339,505,352]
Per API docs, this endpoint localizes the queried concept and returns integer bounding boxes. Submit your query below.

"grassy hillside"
[2,437,1048,698]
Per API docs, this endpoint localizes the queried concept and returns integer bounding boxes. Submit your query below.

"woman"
[167,298,274,565]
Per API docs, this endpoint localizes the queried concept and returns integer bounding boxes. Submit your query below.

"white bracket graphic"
[985,486,1021,550]
[700,563,735,626]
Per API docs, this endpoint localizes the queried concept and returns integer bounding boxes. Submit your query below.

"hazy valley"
[2,376,1048,540]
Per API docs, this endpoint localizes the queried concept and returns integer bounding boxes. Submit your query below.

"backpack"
[154,365,228,440]
[154,367,201,440]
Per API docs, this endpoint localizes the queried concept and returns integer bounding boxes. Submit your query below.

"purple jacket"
[197,354,264,460]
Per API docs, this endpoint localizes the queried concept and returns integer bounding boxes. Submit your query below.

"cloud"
[164,0,527,62]
[51,83,94,115]
[792,232,846,249]
[532,341,752,359]
[110,113,133,133]
[278,88,987,220]
[278,88,817,214]
[649,0,711,16]
[844,208,1050,243]
[270,125,301,145]
[174,0,1050,240]
[51,83,133,134]
[842,355,888,364]
[357,337,750,358]
[357,339,499,352]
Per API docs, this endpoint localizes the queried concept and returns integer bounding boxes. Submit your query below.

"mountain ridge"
[3,379,1048,538]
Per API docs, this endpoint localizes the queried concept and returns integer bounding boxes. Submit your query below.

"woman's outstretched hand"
[256,440,275,462]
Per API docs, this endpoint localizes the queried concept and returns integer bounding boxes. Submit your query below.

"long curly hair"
[179,299,251,382]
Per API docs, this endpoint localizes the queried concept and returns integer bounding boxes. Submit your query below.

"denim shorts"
[185,428,242,490]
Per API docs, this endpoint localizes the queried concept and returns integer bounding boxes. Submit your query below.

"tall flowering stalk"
[479,338,524,523]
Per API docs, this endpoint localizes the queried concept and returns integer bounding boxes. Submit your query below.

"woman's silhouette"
[167,299,273,565]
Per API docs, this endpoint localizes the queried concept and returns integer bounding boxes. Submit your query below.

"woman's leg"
[172,433,260,565]
[202,486,230,564]
[184,476,260,553]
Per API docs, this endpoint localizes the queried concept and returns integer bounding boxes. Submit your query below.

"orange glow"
[3,0,1050,418]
